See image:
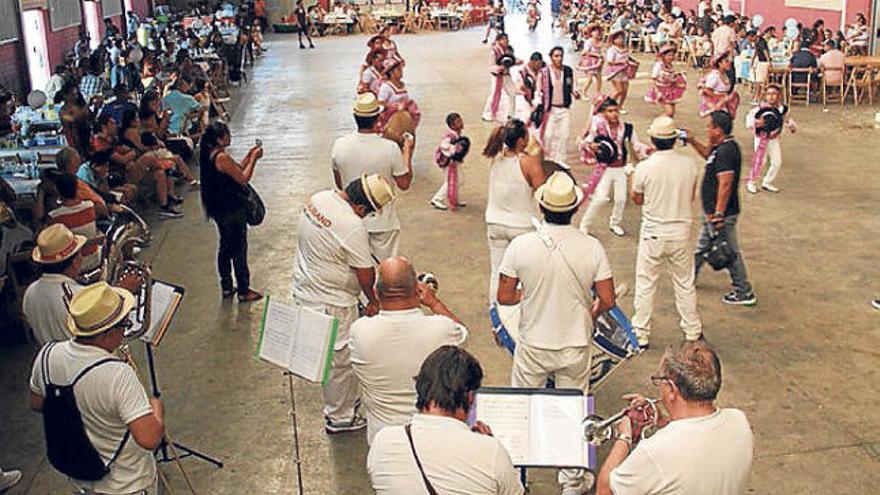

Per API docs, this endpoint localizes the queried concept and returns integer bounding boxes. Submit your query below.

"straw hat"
[353,93,382,118]
[32,224,87,264]
[361,174,396,212]
[534,172,584,213]
[67,282,135,338]
[647,115,679,140]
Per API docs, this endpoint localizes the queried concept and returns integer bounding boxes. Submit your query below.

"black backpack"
[40,342,130,481]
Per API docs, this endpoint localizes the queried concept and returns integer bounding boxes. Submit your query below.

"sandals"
[238,289,263,303]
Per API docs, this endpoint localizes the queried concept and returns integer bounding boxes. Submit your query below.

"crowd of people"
[0,1,874,494]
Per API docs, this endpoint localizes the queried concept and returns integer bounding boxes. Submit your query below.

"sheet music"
[258,300,300,370]
[475,393,531,465]
[287,306,335,382]
[139,281,181,345]
[528,394,587,467]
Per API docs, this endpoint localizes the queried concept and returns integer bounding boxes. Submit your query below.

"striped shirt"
[48,201,101,271]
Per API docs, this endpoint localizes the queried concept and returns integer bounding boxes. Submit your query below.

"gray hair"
[661,340,722,402]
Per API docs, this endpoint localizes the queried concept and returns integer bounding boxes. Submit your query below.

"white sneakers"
[430,199,448,210]
[610,225,626,237]
[747,181,780,194]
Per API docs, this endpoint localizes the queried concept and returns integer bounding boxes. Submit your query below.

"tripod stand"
[145,344,224,468]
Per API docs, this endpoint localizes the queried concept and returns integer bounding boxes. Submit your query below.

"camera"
[255,138,263,148]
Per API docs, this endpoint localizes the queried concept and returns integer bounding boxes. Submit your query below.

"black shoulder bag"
[241,183,266,226]
[404,424,439,495]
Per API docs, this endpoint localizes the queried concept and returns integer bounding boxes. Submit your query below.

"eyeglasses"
[649,375,672,387]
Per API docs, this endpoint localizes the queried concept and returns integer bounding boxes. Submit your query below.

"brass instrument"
[84,205,153,340]
[583,398,661,447]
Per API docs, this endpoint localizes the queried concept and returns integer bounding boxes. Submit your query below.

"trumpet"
[583,398,661,447]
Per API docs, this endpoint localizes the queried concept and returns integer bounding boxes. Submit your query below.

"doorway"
[20,9,50,93]
[84,1,101,50]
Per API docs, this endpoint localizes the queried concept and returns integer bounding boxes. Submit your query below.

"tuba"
[83,205,153,340]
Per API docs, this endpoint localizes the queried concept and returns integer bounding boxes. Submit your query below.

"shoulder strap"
[534,229,590,310]
[41,341,58,387]
[404,424,439,495]
[71,358,123,387]
[624,123,633,141]
[107,430,131,468]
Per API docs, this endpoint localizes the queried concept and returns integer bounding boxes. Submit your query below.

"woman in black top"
[295,0,314,49]
[200,122,263,302]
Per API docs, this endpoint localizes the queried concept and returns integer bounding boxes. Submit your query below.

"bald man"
[350,257,468,444]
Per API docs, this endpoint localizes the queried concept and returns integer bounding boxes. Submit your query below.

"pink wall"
[675,0,871,31]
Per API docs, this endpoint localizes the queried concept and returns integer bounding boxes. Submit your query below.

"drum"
[490,301,642,391]
[382,110,416,148]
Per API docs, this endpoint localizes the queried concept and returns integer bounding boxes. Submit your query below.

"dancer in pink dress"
[358,48,386,95]
[604,29,638,113]
[644,43,688,117]
[376,59,421,137]
[698,51,740,118]
[577,24,605,98]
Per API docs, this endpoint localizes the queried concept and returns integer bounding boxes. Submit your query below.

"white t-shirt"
[23,274,84,346]
[350,308,468,444]
[368,413,524,495]
[292,190,374,307]
[30,341,157,494]
[499,223,612,350]
[331,132,406,233]
[611,409,753,495]
[631,149,698,240]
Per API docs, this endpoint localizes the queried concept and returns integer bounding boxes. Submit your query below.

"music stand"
[140,279,223,469]
[284,372,305,495]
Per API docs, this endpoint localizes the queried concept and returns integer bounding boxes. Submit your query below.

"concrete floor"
[2,16,879,495]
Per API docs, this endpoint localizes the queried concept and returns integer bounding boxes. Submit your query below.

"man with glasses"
[29,282,165,494]
[596,340,753,495]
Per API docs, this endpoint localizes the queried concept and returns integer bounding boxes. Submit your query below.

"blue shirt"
[76,163,99,189]
[161,90,201,135]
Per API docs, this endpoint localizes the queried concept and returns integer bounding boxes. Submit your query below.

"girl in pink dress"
[698,51,740,118]
[604,29,638,112]
[644,44,687,117]
[377,59,421,137]
[358,48,386,95]
[577,25,604,97]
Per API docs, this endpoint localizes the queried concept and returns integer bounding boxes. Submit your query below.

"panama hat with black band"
[67,282,135,338]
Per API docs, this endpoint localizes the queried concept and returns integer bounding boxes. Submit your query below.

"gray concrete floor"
[2,15,880,495]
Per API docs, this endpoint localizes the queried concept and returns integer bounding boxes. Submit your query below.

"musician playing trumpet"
[596,340,753,495]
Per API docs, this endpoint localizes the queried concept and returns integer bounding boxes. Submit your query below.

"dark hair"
[445,112,461,128]
[598,97,620,113]
[709,110,733,135]
[415,346,483,413]
[549,46,564,58]
[93,113,115,134]
[199,121,232,217]
[483,119,528,158]
[496,32,508,42]
[344,177,376,214]
[139,91,161,120]
[41,255,76,274]
[113,83,129,96]
[119,107,139,133]
[651,137,676,150]
[354,114,379,131]
[55,173,78,200]
[540,205,576,225]
[529,51,543,62]
[90,150,112,166]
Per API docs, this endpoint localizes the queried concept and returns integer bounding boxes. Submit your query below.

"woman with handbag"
[200,122,263,302]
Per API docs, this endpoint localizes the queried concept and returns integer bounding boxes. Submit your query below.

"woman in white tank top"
[483,119,546,303]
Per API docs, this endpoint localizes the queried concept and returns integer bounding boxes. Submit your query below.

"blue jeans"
[694,214,753,296]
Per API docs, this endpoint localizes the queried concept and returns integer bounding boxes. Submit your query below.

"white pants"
[431,167,463,205]
[511,344,592,494]
[368,230,400,261]
[297,302,360,423]
[543,107,571,164]
[482,74,516,121]
[752,137,782,186]
[631,237,702,340]
[580,167,628,232]
[487,223,534,303]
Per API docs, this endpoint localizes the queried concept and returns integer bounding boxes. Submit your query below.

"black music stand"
[144,344,224,468]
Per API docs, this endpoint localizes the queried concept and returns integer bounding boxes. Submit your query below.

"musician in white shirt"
[597,340,754,495]
[367,346,523,495]
[350,257,468,444]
